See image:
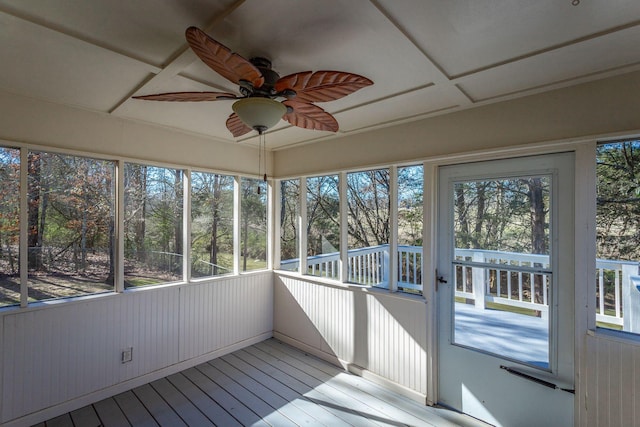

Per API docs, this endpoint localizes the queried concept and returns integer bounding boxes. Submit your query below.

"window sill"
[589,327,640,346]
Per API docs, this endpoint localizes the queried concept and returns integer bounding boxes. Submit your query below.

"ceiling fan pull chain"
[257,131,265,194]
[262,134,267,183]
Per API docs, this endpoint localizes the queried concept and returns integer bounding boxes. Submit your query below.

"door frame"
[422,140,595,426]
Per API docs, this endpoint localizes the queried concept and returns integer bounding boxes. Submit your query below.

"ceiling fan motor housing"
[250,57,279,96]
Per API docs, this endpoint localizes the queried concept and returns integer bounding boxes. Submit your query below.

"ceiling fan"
[133,27,373,137]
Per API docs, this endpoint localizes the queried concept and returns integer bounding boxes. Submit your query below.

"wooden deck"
[34,339,489,427]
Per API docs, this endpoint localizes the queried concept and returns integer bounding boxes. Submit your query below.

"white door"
[437,153,575,427]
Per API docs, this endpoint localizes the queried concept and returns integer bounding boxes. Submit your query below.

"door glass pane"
[453,176,551,368]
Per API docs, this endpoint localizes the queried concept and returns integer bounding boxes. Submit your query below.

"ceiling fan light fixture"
[232,97,286,133]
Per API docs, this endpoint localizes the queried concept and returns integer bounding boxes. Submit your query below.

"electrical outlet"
[121,347,133,363]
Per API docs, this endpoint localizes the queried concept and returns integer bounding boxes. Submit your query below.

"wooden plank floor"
[34,339,490,427]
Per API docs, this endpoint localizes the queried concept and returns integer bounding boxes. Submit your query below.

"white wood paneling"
[179,272,273,361]
[274,275,355,361]
[273,273,427,399]
[0,273,272,425]
[585,333,640,427]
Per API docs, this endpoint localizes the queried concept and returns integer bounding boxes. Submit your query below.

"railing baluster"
[615,269,621,319]
[518,271,523,302]
[412,252,417,285]
[598,268,604,315]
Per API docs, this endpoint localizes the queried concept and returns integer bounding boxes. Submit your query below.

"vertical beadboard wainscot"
[0,271,273,426]
[584,331,640,427]
[273,272,428,402]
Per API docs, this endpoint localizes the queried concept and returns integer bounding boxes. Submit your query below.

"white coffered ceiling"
[1,0,639,150]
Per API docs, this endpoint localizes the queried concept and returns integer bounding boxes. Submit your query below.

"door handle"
[435,269,447,291]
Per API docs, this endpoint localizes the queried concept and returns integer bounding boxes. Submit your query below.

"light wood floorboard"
[36,339,490,427]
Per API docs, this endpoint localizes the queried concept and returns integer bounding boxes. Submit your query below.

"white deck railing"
[281,246,639,330]
[453,249,551,316]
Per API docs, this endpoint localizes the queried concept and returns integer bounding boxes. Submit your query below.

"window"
[240,178,267,271]
[0,147,20,306]
[398,165,423,294]
[191,171,234,278]
[347,169,390,287]
[27,151,115,300]
[596,140,640,332]
[280,179,300,272]
[306,175,340,278]
[124,163,184,287]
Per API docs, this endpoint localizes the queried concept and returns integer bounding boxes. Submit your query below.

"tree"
[241,179,267,271]
[306,175,339,256]
[347,169,390,248]
[191,172,234,276]
[280,180,299,261]
[27,152,43,269]
[0,148,20,277]
[596,141,640,260]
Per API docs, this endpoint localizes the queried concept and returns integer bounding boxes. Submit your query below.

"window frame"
[0,141,270,310]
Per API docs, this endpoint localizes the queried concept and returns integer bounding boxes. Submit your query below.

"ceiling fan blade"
[186,27,264,89]
[283,100,338,132]
[276,71,373,103]
[226,112,253,137]
[132,92,238,102]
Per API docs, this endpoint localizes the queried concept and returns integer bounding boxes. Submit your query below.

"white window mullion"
[267,178,274,270]
[183,169,191,282]
[233,175,241,275]
[19,148,28,307]
[115,159,125,293]
[389,165,398,292]
[273,179,282,270]
[299,178,308,275]
[339,171,348,283]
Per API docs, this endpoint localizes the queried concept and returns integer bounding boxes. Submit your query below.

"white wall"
[273,273,428,402]
[0,89,271,176]
[0,272,273,426]
[274,70,640,177]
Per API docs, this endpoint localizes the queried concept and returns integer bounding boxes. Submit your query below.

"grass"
[126,277,164,287]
